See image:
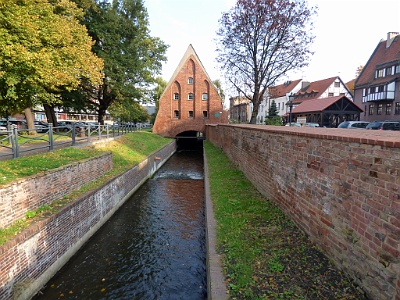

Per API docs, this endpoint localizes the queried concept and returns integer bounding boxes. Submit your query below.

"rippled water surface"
[35,150,206,300]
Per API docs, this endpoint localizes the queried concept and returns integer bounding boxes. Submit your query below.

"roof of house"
[293,76,339,104]
[291,95,363,114]
[268,79,302,98]
[355,33,400,87]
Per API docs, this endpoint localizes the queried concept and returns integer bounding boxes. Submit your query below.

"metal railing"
[0,123,138,160]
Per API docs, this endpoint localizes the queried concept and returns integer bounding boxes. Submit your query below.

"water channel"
[34,147,206,299]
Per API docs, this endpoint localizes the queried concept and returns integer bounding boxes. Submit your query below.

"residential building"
[353,32,400,122]
[257,79,302,124]
[229,96,252,123]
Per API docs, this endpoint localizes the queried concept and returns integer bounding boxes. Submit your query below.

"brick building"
[153,44,227,137]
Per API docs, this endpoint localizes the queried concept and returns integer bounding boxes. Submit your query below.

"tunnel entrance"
[175,131,205,151]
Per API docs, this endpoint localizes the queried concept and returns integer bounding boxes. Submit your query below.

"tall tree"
[268,100,278,116]
[216,0,316,123]
[82,0,168,124]
[0,0,104,119]
[212,79,226,105]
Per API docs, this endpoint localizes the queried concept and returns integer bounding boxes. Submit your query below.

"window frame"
[188,77,194,84]
[173,110,180,118]
[188,111,194,118]
[173,93,180,100]
[202,93,208,100]
[188,93,194,100]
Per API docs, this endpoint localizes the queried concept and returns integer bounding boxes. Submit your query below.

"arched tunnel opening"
[175,131,205,151]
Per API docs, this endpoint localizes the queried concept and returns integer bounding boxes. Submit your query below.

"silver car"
[338,121,369,129]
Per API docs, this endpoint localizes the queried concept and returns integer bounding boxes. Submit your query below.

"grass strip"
[0,132,172,246]
[204,141,366,300]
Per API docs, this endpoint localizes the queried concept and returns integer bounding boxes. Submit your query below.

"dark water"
[34,150,206,300]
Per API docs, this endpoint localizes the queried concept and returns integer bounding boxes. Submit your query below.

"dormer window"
[188,77,194,84]
[188,93,194,100]
[174,93,180,100]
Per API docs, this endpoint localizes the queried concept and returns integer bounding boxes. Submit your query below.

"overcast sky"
[145,0,400,95]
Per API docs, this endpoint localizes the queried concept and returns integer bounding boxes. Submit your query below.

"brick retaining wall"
[0,141,176,300]
[206,124,400,300]
[0,153,113,229]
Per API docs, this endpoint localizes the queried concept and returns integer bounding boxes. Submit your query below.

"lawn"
[204,141,367,300]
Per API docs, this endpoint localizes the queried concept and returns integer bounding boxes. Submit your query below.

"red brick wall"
[0,142,176,300]
[0,153,113,229]
[206,124,400,300]
[153,48,227,137]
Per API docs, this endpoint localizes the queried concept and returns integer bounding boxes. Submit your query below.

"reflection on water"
[34,150,206,300]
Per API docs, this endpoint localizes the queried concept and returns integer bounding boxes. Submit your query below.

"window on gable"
[377,104,383,115]
[174,93,180,100]
[385,103,392,115]
[188,93,194,100]
[188,77,194,84]
[203,111,208,118]
[174,110,179,118]
[328,92,334,97]
[202,93,208,100]
[334,82,340,87]
[188,111,194,118]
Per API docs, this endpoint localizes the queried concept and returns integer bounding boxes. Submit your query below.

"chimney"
[386,32,399,48]
[301,81,310,90]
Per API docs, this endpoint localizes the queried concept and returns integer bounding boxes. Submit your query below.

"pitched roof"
[291,96,363,114]
[268,79,302,98]
[293,77,338,104]
[355,33,400,87]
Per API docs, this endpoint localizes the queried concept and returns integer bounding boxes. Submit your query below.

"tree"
[108,101,149,124]
[0,0,104,119]
[212,79,226,103]
[81,0,168,124]
[268,99,278,116]
[216,0,316,123]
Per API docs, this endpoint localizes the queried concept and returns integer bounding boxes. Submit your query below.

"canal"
[34,147,206,299]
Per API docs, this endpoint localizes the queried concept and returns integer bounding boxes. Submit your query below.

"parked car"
[285,122,301,127]
[303,123,320,127]
[338,121,369,129]
[366,121,400,130]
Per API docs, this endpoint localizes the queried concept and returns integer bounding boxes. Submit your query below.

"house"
[229,95,252,123]
[153,45,226,137]
[290,95,363,127]
[256,79,302,124]
[353,32,400,122]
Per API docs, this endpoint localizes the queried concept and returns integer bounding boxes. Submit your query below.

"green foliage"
[268,100,278,116]
[212,79,225,101]
[265,115,282,126]
[108,101,149,123]
[0,0,104,115]
[81,0,168,123]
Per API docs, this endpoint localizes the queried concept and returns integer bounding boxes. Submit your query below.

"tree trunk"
[24,107,36,134]
[43,104,58,127]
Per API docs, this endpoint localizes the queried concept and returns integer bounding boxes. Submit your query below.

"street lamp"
[288,93,295,125]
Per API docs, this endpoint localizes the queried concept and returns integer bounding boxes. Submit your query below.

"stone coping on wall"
[213,124,400,148]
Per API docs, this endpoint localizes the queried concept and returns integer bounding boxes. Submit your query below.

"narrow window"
[368,104,374,115]
[203,111,208,118]
[174,93,180,100]
[188,93,194,100]
[188,111,194,118]
[202,93,208,100]
[395,102,400,114]
[386,67,392,76]
[377,104,383,115]
[334,82,340,87]
[385,103,392,115]
[188,77,194,84]
[174,110,179,118]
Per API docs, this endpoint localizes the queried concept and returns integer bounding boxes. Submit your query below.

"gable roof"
[292,96,363,114]
[355,33,400,88]
[268,79,302,98]
[293,77,338,103]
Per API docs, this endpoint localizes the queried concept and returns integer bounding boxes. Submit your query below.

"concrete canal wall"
[0,141,176,300]
[206,124,400,300]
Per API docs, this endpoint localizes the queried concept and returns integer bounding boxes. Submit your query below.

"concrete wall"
[0,153,113,229]
[0,141,176,300]
[206,124,400,300]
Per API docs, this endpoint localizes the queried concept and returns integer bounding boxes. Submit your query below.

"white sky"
[145,0,400,95]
